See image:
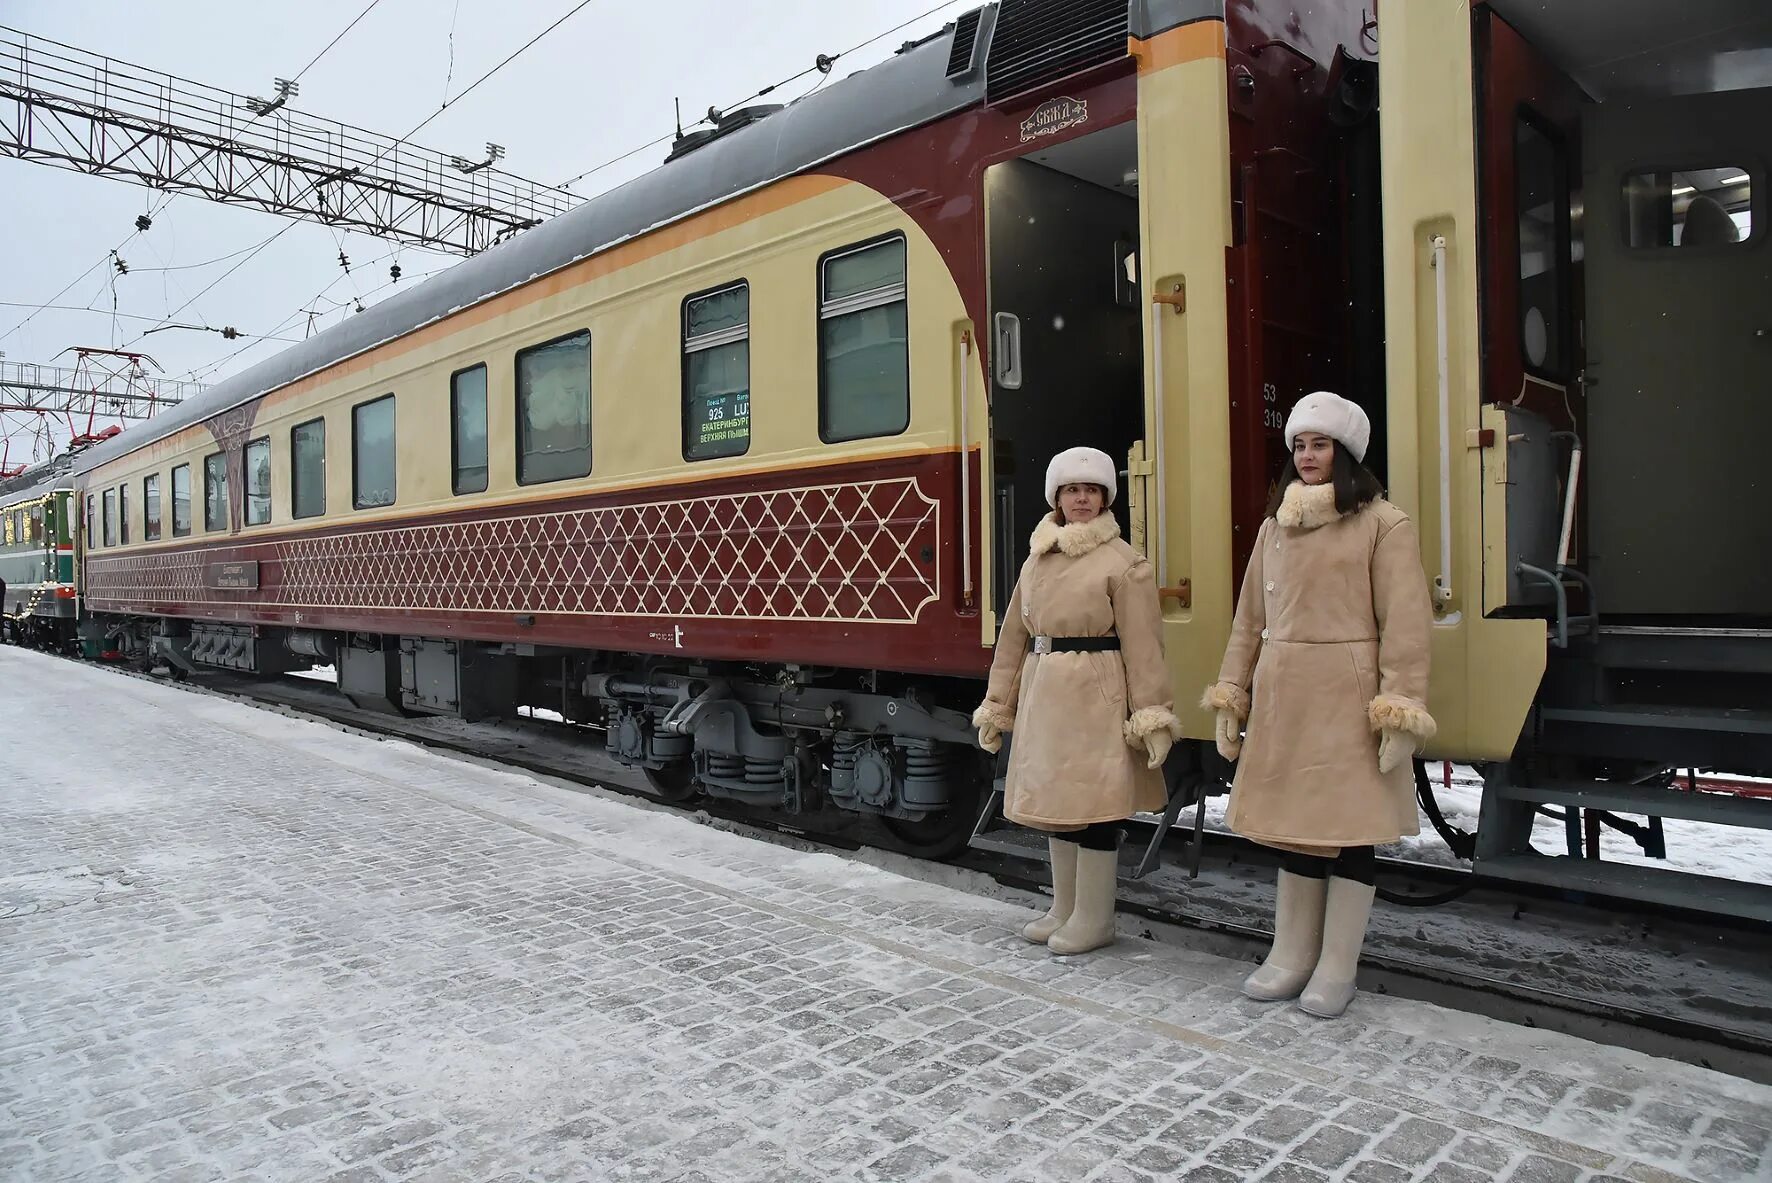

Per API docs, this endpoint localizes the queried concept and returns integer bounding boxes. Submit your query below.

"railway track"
[27,648,1772,1085]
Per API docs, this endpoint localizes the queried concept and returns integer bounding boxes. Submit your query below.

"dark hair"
[1264,442,1385,518]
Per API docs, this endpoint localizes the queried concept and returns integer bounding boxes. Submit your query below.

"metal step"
[1477,853,1772,924]
[1595,625,1772,675]
[1541,704,1772,733]
[1537,704,1772,766]
[1494,779,1772,830]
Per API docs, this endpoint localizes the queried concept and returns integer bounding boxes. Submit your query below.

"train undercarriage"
[93,615,991,856]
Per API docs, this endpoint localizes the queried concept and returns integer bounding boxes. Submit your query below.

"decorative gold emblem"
[1020,97,1088,143]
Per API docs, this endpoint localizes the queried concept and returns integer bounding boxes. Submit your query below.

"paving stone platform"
[3,646,1769,1182]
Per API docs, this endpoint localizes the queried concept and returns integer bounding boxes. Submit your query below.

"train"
[20,1,1772,915]
[0,457,77,648]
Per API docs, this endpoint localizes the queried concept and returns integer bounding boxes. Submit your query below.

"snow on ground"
[6,643,1770,1183]
[288,663,336,683]
[1190,763,1772,886]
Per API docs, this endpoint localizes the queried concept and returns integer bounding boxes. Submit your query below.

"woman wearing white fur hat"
[1203,391,1435,1017]
[972,446,1181,956]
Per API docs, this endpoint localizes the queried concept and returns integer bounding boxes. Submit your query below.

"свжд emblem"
[1019,97,1088,143]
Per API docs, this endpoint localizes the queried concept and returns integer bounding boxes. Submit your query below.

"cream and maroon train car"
[1378,1,1772,919]
[72,0,1377,847]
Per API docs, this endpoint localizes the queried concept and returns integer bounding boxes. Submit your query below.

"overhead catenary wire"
[558,0,974,192]
[288,0,384,86]
[183,254,450,383]
[122,0,604,353]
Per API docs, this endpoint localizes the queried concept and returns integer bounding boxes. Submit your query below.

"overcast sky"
[0,0,972,463]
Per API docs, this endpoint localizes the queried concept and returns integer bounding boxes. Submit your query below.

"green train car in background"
[0,459,78,651]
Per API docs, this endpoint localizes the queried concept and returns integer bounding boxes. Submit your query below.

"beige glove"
[1214,709,1242,762]
[1377,729,1415,774]
[1142,730,1173,770]
[977,720,1003,754]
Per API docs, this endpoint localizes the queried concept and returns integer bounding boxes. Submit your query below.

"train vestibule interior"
[984,122,1144,615]
[1482,0,1772,712]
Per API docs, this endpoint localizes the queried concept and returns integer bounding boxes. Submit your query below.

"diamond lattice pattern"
[85,477,943,624]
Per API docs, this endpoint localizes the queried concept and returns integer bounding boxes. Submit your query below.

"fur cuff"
[1200,682,1250,721]
[1368,694,1436,743]
[1122,705,1184,748]
[972,701,1015,734]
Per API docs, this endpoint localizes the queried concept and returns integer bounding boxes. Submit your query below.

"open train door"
[1579,71,1772,618]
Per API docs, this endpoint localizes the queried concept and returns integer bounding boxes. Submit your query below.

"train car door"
[984,121,1145,614]
[1583,94,1771,617]
[1476,11,1585,427]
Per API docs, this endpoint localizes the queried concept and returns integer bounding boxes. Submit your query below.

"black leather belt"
[1028,635,1120,654]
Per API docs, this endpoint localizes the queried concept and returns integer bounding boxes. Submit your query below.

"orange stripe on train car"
[1129,19,1226,74]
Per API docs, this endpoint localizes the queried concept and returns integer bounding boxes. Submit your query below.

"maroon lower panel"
[85,452,991,677]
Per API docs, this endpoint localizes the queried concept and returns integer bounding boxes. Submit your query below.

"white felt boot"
[1022,838,1079,943]
[1242,870,1327,1001]
[1047,846,1119,955]
[1297,876,1377,1018]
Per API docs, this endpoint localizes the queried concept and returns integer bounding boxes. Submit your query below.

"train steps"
[1489,777,1772,831]
[1476,852,1772,925]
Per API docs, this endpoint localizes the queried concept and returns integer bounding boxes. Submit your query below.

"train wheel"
[878,781,980,861]
[642,761,698,803]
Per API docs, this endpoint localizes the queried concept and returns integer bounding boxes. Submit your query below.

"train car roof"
[69,7,1008,478]
[0,452,76,505]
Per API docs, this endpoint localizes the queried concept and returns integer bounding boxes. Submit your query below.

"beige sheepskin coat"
[1205,481,1436,851]
[974,512,1179,828]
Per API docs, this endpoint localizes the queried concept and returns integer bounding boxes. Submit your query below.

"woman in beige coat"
[1203,391,1435,1018]
[973,446,1181,956]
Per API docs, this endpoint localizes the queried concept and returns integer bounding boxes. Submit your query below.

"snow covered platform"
[3,648,1770,1183]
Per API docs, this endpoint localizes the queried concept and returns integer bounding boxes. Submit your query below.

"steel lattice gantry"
[0,352,196,424]
[0,25,581,256]
[0,349,196,474]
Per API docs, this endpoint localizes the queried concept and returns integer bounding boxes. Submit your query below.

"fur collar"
[1030,511,1121,557]
[1275,480,1342,530]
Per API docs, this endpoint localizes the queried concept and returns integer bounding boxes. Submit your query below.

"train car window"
[516,331,591,484]
[451,365,489,495]
[144,474,162,541]
[1623,167,1754,248]
[85,494,95,549]
[292,418,326,519]
[818,236,909,443]
[1515,114,1571,379]
[102,488,118,548]
[172,465,192,537]
[119,482,129,546]
[3,511,14,546]
[683,283,751,461]
[353,395,397,509]
[30,503,44,543]
[203,453,229,532]
[244,437,272,525]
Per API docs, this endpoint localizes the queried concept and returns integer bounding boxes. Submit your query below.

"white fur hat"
[1045,446,1117,507]
[1285,391,1372,462]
